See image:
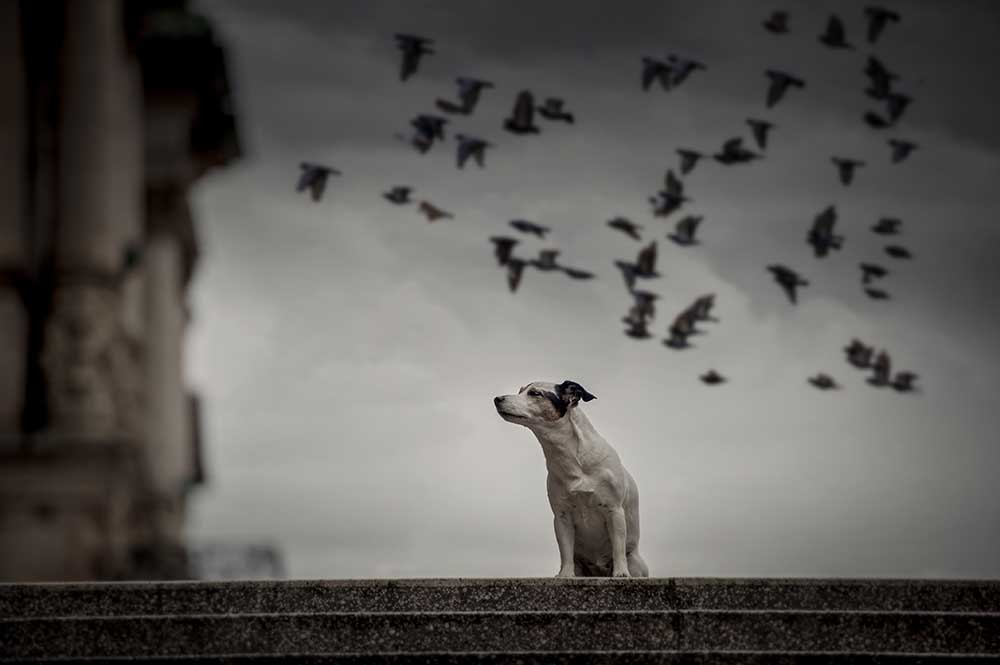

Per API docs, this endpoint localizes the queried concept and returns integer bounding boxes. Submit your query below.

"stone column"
[0,1,27,442]
[44,0,133,439]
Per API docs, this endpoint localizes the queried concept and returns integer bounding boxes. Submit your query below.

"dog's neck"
[526,407,602,490]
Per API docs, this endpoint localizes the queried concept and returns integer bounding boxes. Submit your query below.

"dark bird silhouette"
[892,370,918,392]
[872,217,902,235]
[746,118,774,149]
[889,139,918,163]
[394,34,434,82]
[832,157,865,186]
[667,55,707,86]
[865,57,898,99]
[865,6,901,43]
[410,114,448,153]
[809,373,839,390]
[845,339,875,369]
[436,77,494,115]
[650,191,688,217]
[819,15,853,49]
[860,262,888,284]
[296,162,341,202]
[504,91,540,134]
[383,186,412,205]
[863,111,891,129]
[615,260,639,291]
[562,266,595,280]
[668,215,702,246]
[676,148,704,175]
[687,294,718,322]
[537,98,575,123]
[418,201,453,222]
[869,350,892,386]
[763,10,789,34]
[714,137,760,165]
[664,310,697,349]
[631,290,659,319]
[455,134,493,169]
[509,219,550,238]
[865,287,890,300]
[807,205,844,258]
[608,216,643,241]
[506,257,527,293]
[641,57,673,91]
[700,370,726,385]
[634,241,659,278]
[765,69,805,108]
[885,245,912,259]
[489,236,519,266]
[767,264,808,304]
[623,310,652,339]
[886,92,912,122]
[531,249,561,271]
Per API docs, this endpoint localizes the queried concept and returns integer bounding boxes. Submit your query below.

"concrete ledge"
[3,578,999,617]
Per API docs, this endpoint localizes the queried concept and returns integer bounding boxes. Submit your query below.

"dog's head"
[494,380,596,426]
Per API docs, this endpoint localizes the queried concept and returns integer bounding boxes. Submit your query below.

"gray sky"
[186,0,1000,579]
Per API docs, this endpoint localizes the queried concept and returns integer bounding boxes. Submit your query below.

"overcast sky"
[185,0,1000,579]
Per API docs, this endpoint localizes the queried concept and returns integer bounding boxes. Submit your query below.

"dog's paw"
[612,569,631,578]
[555,568,576,578]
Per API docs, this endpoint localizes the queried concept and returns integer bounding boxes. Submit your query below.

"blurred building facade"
[0,0,239,581]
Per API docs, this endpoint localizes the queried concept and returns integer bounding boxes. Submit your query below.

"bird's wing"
[637,242,657,274]
[665,170,683,196]
[514,91,534,125]
[766,75,784,107]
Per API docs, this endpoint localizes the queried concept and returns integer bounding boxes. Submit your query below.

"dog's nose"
[494,396,504,406]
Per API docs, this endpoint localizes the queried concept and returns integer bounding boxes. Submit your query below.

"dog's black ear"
[556,380,596,409]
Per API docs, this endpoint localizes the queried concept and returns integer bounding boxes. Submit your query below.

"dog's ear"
[555,380,596,409]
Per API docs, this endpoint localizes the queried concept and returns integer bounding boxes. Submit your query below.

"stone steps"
[1,579,998,662]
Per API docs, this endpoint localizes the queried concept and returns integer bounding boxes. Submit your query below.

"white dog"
[494,380,648,578]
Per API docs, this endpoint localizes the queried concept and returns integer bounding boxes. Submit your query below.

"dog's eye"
[528,390,540,397]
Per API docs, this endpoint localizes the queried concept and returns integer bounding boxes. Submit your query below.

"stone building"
[0,0,239,581]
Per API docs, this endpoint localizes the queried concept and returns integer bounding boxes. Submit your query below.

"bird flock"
[293,7,921,393]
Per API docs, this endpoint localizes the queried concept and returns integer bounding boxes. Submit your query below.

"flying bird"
[860,262,888,284]
[409,114,448,153]
[884,245,912,259]
[845,339,874,369]
[296,162,341,202]
[809,373,839,390]
[418,201,453,222]
[650,191,688,217]
[869,350,892,386]
[634,241,660,278]
[676,149,704,175]
[765,69,805,108]
[490,236,519,266]
[667,54,706,86]
[832,157,865,186]
[436,77,494,115]
[531,249,561,271]
[506,257,527,293]
[608,216,643,241]
[865,6,901,43]
[865,287,890,300]
[808,205,844,258]
[865,57,898,99]
[664,310,697,350]
[641,57,673,91]
[455,134,493,169]
[667,215,702,246]
[886,92,912,123]
[687,294,718,322]
[394,34,434,82]
[767,264,808,304]
[714,137,760,165]
[509,219,550,238]
[763,10,789,34]
[819,15,853,48]
[631,290,660,319]
[623,310,652,339]
[888,139,918,163]
[562,266,595,280]
[700,370,727,385]
[892,371,918,393]
[746,118,774,149]
[504,91,540,134]
[537,98,575,123]
[615,260,640,291]
[863,111,891,129]
[383,186,412,205]
[872,217,902,235]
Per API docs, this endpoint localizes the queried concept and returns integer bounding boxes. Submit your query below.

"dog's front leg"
[553,512,576,577]
[606,506,630,578]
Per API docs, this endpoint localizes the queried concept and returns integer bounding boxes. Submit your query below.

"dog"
[494,380,648,578]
